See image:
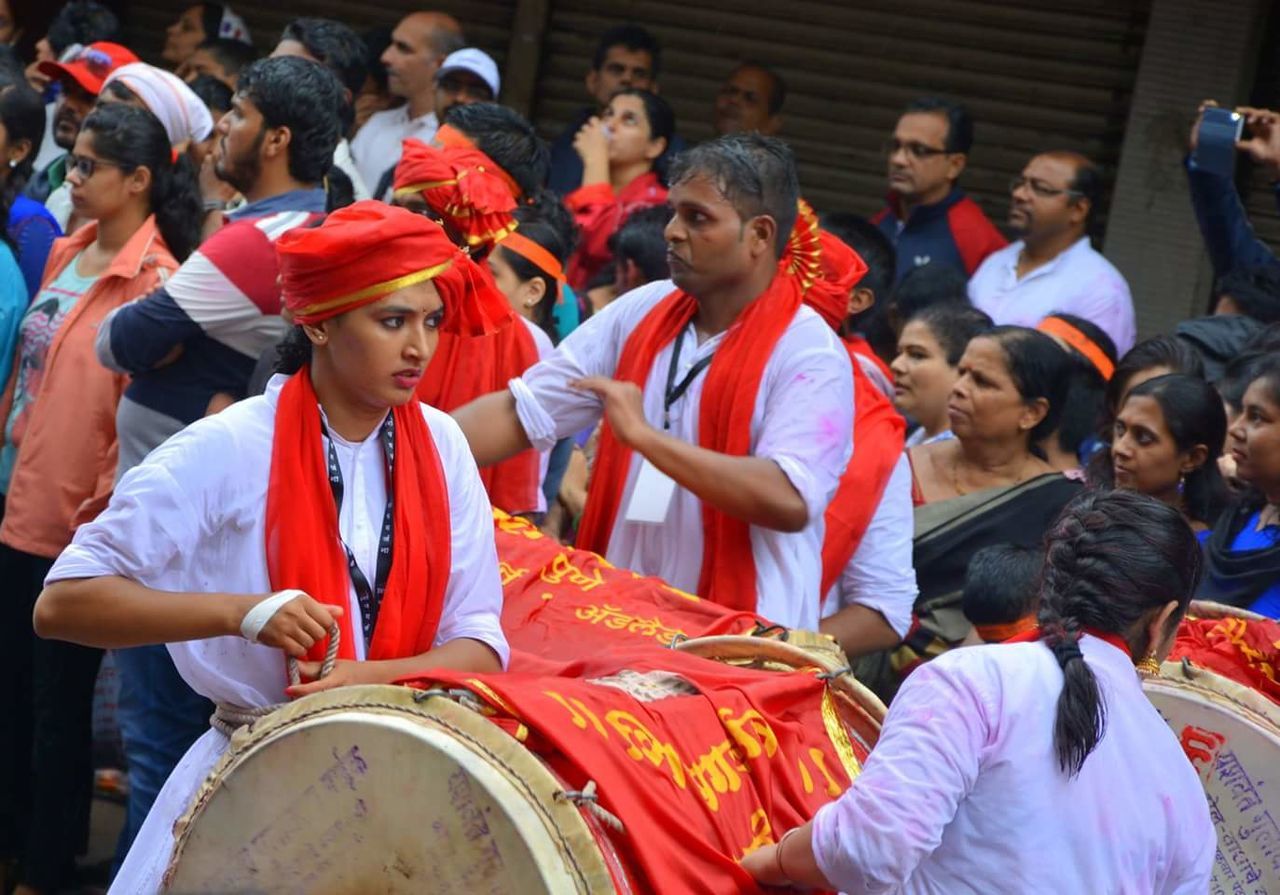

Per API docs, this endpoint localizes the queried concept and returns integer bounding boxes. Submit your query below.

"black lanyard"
[663,329,714,430]
[322,414,395,645]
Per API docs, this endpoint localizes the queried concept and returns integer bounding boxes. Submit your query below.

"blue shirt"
[1231,511,1280,617]
[8,194,61,298]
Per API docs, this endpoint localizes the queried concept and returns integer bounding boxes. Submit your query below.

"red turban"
[277,201,463,324]
[393,127,519,251]
[782,199,869,330]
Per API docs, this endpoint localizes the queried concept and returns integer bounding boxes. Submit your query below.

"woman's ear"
[128,164,153,197]
[302,320,331,347]
[1180,443,1210,475]
[645,136,668,163]
[1019,396,1050,432]
[520,276,547,308]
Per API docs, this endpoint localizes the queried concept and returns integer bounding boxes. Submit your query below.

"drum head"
[165,685,614,894]
[1145,662,1280,891]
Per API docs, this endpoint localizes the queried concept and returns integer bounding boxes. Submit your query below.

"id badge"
[623,458,677,524]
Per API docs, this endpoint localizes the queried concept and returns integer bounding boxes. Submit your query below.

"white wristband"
[239,589,307,643]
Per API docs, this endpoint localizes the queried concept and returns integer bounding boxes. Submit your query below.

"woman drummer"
[32,202,508,892]
[743,489,1214,892]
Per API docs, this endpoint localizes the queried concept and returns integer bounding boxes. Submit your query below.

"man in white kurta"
[510,275,853,630]
[46,374,507,893]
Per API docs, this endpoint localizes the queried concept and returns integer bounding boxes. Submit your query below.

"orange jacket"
[0,216,178,558]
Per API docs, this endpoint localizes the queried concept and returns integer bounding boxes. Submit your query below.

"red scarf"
[819,347,906,595]
[576,272,803,611]
[264,367,451,665]
[417,259,542,513]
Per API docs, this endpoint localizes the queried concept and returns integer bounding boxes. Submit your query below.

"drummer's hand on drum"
[285,658,378,698]
[237,589,342,658]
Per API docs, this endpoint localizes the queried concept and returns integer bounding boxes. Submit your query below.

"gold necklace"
[951,453,1033,497]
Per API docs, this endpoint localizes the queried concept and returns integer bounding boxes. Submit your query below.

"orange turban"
[782,199,869,330]
[392,127,519,251]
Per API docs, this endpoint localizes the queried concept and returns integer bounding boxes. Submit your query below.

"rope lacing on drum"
[749,623,789,640]
[410,687,487,713]
[210,623,341,737]
[667,632,688,648]
[554,780,625,833]
[817,666,853,681]
[1180,656,1199,679]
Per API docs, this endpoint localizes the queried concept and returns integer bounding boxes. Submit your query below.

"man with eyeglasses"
[872,97,1006,286]
[433,48,498,122]
[968,152,1135,355]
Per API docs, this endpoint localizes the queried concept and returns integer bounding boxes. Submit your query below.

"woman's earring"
[7,159,16,169]
[1137,654,1161,676]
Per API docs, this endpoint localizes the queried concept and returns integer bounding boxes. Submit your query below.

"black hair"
[1042,314,1118,459]
[730,60,786,117]
[890,262,969,329]
[324,165,355,212]
[667,132,799,257]
[1038,490,1202,777]
[199,3,225,43]
[1219,328,1280,413]
[592,24,661,78]
[903,96,973,154]
[279,18,367,138]
[0,48,22,89]
[236,55,343,184]
[1065,155,1103,230]
[821,212,896,356]
[442,102,549,200]
[608,87,675,183]
[962,543,1042,629]
[195,37,259,80]
[0,85,46,254]
[1108,335,1205,417]
[1214,264,1280,324]
[500,191,578,340]
[47,1,121,56]
[360,26,393,94]
[908,302,993,366]
[188,73,232,116]
[81,102,202,261]
[1117,374,1231,526]
[611,203,671,286]
[984,325,1073,447]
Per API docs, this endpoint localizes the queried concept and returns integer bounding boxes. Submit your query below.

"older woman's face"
[947,336,1046,443]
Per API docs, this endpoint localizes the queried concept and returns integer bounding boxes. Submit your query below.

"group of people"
[0,3,1272,894]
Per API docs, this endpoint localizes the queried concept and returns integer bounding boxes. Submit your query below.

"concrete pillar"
[1104,0,1268,338]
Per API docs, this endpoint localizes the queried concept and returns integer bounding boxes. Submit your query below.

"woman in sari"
[868,326,1081,696]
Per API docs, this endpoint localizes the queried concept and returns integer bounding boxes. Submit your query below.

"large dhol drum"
[1144,660,1280,894]
[164,634,884,894]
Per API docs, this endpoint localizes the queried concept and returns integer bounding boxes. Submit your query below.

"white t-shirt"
[350,105,438,198]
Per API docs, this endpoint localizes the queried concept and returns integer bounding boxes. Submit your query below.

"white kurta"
[510,279,854,630]
[811,635,1215,894]
[521,316,556,516]
[47,375,507,894]
[821,453,917,638]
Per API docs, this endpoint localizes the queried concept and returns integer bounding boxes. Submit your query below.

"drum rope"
[210,623,341,737]
[554,780,626,834]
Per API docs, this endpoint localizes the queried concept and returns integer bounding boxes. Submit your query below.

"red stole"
[418,262,542,513]
[265,367,451,664]
[576,272,803,612]
[819,344,907,596]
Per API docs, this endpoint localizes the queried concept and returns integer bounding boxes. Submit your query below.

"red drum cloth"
[1170,614,1280,705]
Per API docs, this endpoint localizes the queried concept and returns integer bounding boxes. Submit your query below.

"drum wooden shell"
[1144,661,1280,894]
[164,685,616,894]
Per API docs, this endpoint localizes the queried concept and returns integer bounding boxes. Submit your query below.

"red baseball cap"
[38,42,139,96]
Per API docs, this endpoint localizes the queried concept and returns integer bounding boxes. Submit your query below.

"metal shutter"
[532,0,1150,233]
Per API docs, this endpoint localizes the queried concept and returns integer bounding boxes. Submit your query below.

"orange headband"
[498,231,565,284]
[1038,317,1115,381]
[434,124,523,200]
[973,615,1039,643]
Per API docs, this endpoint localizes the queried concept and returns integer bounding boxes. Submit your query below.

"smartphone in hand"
[1194,107,1244,177]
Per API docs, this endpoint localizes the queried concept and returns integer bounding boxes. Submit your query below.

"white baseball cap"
[436,48,500,98]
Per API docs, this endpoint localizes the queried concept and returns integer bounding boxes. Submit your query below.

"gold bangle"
[775,827,800,884]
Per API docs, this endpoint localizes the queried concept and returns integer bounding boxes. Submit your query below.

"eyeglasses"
[68,154,128,179]
[883,139,951,160]
[1009,176,1082,199]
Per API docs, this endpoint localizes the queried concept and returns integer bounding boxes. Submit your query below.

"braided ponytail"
[1036,489,1202,777]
